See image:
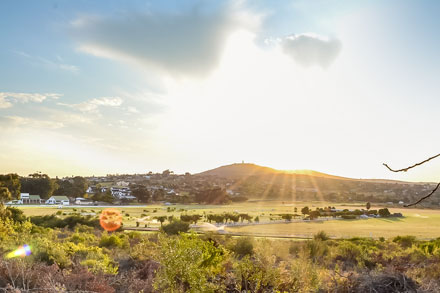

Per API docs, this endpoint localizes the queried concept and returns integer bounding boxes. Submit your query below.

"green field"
[15,202,440,239]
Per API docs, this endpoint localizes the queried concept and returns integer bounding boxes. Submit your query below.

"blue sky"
[1,0,440,181]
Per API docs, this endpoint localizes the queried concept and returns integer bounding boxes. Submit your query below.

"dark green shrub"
[393,235,417,248]
[161,220,190,235]
[99,233,128,248]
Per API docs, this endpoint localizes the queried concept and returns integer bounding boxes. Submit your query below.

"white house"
[45,196,70,205]
[116,181,130,187]
[111,187,135,200]
[20,193,43,204]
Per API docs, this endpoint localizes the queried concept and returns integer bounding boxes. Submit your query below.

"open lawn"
[15,201,440,239]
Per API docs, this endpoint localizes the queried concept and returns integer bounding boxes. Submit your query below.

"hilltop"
[198,163,417,184]
[198,163,351,181]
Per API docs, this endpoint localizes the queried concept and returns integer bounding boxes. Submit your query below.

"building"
[111,187,135,200]
[74,197,93,205]
[45,196,70,205]
[20,193,43,204]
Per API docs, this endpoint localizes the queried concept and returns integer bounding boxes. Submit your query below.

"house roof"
[29,195,41,200]
[49,196,69,201]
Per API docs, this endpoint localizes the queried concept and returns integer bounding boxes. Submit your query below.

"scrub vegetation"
[0,206,439,292]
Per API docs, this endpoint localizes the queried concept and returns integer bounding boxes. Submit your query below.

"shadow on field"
[377,216,405,223]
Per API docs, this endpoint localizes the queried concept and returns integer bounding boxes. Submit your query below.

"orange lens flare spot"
[99,208,123,231]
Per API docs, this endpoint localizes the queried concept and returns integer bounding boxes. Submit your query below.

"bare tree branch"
[383,153,440,206]
[383,153,440,172]
[404,182,440,207]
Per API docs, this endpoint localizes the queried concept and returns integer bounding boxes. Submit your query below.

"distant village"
[3,163,440,207]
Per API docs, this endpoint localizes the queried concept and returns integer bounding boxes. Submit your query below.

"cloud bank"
[71,4,248,77]
[58,96,123,113]
[0,92,62,109]
[280,33,342,68]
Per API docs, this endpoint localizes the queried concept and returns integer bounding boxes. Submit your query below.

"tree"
[281,214,293,221]
[301,206,310,216]
[378,208,391,217]
[20,173,57,199]
[153,188,165,201]
[55,176,88,197]
[366,202,371,211]
[0,187,12,203]
[92,190,114,203]
[131,185,151,203]
[161,220,190,235]
[155,216,167,226]
[0,174,21,199]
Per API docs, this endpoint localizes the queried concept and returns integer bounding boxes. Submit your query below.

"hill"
[197,163,281,178]
[196,163,434,204]
[198,163,349,180]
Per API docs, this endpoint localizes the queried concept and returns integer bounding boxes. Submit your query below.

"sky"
[1,0,440,181]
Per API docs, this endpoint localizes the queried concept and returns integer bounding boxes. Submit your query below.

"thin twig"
[404,182,440,207]
[383,153,440,172]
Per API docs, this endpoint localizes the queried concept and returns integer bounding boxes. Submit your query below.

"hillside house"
[111,187,136,200]
[45,196,70,205]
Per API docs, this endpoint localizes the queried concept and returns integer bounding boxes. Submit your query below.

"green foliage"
[20,173,57,199]
[34,236,118,274]
[281,213,293,221]
[180,214,201,224]
[231,237,254,257]
[0,187,12,203]
[130,238,158,261]
[393,235,417,248]
[161,220,190,235]
[30,214,99,229]
[305,239,329,262]
[130,184,151,202]
[0,206,27,223]
[92,190,114,203]
[54,176,88,197]
[280,257,321,292]
[154,233,226,292]
[99,233,129,248]
[378,208,391,217]
[301,206,310,215]
[155,215,167,226]
[0,173,21,199]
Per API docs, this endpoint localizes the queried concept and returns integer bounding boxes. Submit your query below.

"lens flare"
[6,244,31,259]
[99,208,123,231]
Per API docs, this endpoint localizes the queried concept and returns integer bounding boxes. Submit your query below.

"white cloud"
[71,3,258,77]
[0,92,62,109]
[59,96,123,113]
[280,33,342,68]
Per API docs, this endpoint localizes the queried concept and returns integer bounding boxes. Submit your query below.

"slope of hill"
[198,163,281,178]
[198,163,348,180]
[196,163,435,204]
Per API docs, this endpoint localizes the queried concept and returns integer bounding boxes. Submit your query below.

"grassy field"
[15,201,440,239]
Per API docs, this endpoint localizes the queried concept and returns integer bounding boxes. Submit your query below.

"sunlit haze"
[1,0,440,181]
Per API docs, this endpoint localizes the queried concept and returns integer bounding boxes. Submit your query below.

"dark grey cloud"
[281,34,342,68]
[71,5,242,76]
